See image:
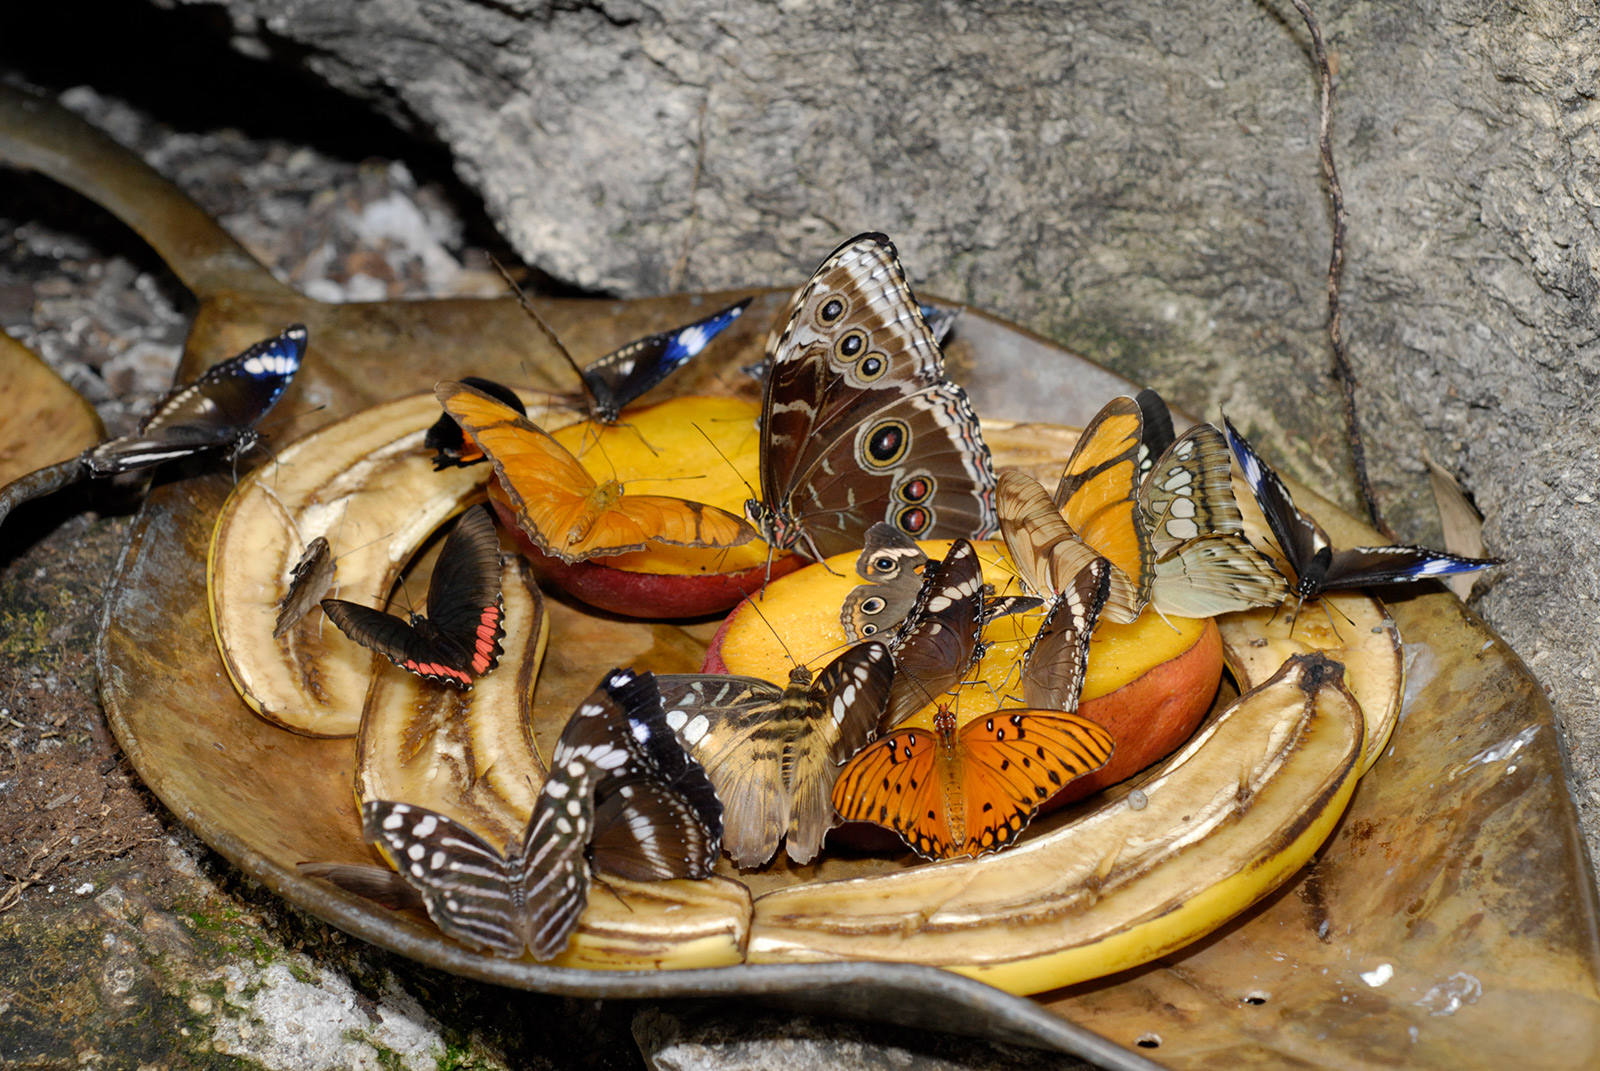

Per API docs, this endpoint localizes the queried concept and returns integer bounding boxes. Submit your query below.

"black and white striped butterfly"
[655,642,895,868]
[1224,417,1501,604]
[362,668,721,960]
[82,324,306,477]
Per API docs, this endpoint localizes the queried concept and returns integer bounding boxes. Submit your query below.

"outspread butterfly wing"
[753,233,997,559]
[581,299,750,420]
[998,470,1142,623]
[84,324,306,475]
[1022,557,1111,713]
[952,712,1115,858]
[420,506,507,677]
[438,380,754,561]
[840,522,929,642]
[512,758,602,960]
[319,599,439,680]
[1052,396,1155,615]
[1322,544,1504,588]
[589,780,720,882]
[831,724,951,859]
[362,799,531,957]
[882,540,985,730]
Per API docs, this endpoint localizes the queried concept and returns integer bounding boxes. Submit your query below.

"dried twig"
[1288,0,1399,540]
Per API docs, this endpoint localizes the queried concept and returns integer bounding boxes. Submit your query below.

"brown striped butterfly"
[744,233,999,562]
[360,668,721,959]
[321,505,506,689]
[655,641,895,869]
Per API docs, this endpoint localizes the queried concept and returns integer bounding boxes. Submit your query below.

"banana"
[1217,594,1402,775]
[744,652,1363,996]
[355,553,551,847]
[547,875,751,971]
[208,394,490,736]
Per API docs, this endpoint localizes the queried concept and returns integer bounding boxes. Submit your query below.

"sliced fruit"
[208,393,490,736]
[1218,592,1402,775]
[706,539,1223,803]
[746,652,1364,996]
[355,554,550,850]
[487,393,797,618]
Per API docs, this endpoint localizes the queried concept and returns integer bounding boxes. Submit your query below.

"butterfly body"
[436,381,755,563]
[321,506,506,688]
[83,324,306,476]
[1223,417,1501,603]
[364,669,721,959]
[657,642,894,868]
[747,233,998,561]
[832,705,1115,860]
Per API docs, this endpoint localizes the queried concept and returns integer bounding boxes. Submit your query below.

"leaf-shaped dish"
[5,85,1598,1070]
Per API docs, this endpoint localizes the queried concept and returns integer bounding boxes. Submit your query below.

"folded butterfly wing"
[1052,396,1155,614]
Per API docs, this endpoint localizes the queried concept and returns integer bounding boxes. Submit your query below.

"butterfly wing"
[753,233,997,559]
[831,722,951,859]
[1321,544,1503,589]
[320,598,450,682]
[882,539,985,730]
[998,470,1143,623]
[951,711,1116,858]
[581,299,751,421]
[1223,417,1330,591]
[426,376,526,468]
[273,536,335,639]
[84,324,306,475]
[418,506,507,678]
[1134,388,1177,472]
[363,799,531,956]
[1140,425,1245,553]
[840,522,929,642]
[1151,533,1285,617]
[1052,396,1155,614]
[1022,557,1111,713]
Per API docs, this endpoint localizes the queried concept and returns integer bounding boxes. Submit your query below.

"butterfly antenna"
[610,419,662,457]
[1318,595,1351,642]
[739,594,802,672]
[590,871,635,912]
[490,255,592,398]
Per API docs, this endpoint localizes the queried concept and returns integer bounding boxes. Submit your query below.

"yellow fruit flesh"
[547,395,772,575]
[720,539,1205,728]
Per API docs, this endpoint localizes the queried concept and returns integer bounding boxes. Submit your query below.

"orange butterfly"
[435,381,757,563]
[831,705,1114,860]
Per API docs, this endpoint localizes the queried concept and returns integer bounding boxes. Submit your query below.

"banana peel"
[207,393,490,736]
[745,652,1363,996]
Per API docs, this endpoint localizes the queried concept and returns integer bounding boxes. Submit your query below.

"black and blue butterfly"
[82,324,306,477]
[1224,417,1501,603]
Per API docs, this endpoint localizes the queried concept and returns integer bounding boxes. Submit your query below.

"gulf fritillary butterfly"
[831,703,1114,860]
[435,380,756,563]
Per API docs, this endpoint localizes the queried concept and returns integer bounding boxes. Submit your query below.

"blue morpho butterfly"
[1224,417,1501,603]
[82,324,307,477]
[741,301,960,382]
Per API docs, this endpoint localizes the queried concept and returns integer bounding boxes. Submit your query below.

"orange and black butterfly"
[831,703,1113,860]
[434,380,756,563]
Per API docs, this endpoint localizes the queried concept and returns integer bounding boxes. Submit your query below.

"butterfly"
[499,262,750,425]
[435,380,756,563]
[82,324,306,477]
[831,703,1115,860]
[999,469,1144,625]
[362,668,722,959]
[425,376,526,469]
[1130,394,1285,617]
[1224,417,1501,606]
[1020,555,1113,713]
[839,523,1038,644]
[741,301,962,383]
[879,538,987,730]
[655,641,895,868]
[273,536,336,638]
[744,233,999,562]
[321,505,506,688]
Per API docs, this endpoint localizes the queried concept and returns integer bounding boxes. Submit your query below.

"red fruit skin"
[493,497,800,619]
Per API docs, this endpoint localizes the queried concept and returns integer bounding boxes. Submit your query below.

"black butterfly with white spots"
[83,324,306,476]
[361,668,721,960]
[1224,417,1501,605]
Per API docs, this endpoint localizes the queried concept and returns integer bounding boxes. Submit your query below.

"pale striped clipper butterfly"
[435,380,755,563]
[832,697,1114,862]
[1132,391,1285,618]
[321,505,506,688]
[83,324,306,476]
[655,641,895,868]
[1223,418,1501,606]
[361,668,722,959]
[840,522,1039,644]
[744,233,999,562]
[499,264,750,425]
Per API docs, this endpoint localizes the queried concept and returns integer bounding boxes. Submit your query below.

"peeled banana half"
[209,399,1404,994]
